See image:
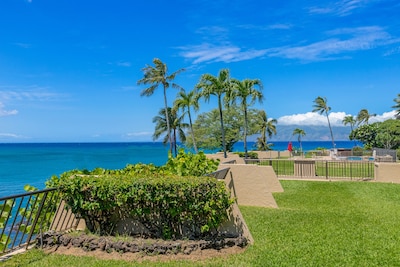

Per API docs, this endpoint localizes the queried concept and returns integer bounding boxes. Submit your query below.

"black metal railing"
[245,159,375,180]
[0,188,80,256]
[207,168,230,180]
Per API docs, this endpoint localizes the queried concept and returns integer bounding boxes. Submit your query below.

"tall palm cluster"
[137,59,277,158]
[138,59,399,156]
[310,95,399,149]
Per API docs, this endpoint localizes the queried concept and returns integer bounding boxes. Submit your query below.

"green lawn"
[4,180,400,266]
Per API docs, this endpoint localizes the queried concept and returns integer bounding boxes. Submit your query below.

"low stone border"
[37,231,248,256]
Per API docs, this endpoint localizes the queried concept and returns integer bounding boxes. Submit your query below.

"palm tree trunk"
[326,113,335,148]
[163,86,173,154]
[243,104,248,158]
[218,96,227,158]
[188,110,198,153]
[261,128,266,151]
[300,140,303,153]
[173,128,177,157]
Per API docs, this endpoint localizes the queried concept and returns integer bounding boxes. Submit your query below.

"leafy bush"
[235,151,258,159]
[31,150,225,239]
[162,149,220,176]
[0,200,13,251]
[352,146,364,156]
[58,172,233,239]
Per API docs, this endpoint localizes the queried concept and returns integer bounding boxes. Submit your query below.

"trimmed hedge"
[46,150,230,239]
[58,172,233,239]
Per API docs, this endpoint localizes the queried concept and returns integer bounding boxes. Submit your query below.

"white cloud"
[384,46,400,56]
[308,0,371,17]
[369,110,397,123]
[125,132,153,137]
[179,26,399,64]
[0,133,23,139]
[0,86,63,102]
[116,61,131,67]
[268,26,399,61]
[0,102,18,117]
[179,43,268,64]
[278,110,396,126]
[238,23,293,30]
[121,86,137,91]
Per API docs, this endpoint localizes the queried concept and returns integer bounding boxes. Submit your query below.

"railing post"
[350,162,353,180]
[325,161,328,179]
[25,191,49,250]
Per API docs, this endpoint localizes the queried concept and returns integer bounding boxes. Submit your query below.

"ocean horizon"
[0,140,360,197]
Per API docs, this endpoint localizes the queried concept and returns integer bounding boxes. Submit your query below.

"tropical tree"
[342,115,357,146]
[173,89,199,153]
[255,110,277,151]
[350,119,400,150]
[292,128,306,153]
[356,109,376,125]
[138,58,184,154]
[189,107,240,152]
[392,93,400,119]
[375,119,400,149]
[189,106,262,152]
[196,69,231,158]
[153,107,188,157]
[342,115,357,131]
[312,96,335,148]
[230,78,264,157]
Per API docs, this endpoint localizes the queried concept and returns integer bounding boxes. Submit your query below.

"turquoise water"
[0,142,169,197]
[0,141,358,197]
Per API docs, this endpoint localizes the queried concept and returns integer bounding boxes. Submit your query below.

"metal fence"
[245,159,375,180]
[373,148,397,162]
[0,188,80,256]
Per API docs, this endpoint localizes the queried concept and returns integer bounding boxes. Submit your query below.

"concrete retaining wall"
[374,163,400,183]
[255,150,291,159]
[219,164,283,208]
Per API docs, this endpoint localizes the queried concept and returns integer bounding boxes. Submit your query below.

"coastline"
[0,141,360,197]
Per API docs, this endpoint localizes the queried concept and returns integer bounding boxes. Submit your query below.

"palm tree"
[153,107,188,157]
[230,78,264,157]
[292,128,306,153]
[342,115,357,146]
[256,110,277,151]
[356,109,376,125]
[392,93,400,119]
[312,96,335,148]
[342,115,357,131]
[137,58,184,154]
[173,89,199,153]
[196,69,231,158]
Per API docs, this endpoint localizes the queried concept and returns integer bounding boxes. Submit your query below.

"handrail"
[0,188,57,202]
[0,187,79,256]
[246,158,374,180]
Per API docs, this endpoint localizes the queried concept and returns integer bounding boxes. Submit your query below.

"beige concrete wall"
[374,163,400,183]
[50,200,84,231]
[255,150,291,159]
[219,164,283,208]
[206,152,246,164]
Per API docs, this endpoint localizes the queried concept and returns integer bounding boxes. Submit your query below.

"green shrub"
[162,149,220,176]
[352,146,364,156]
[33,150,225,239]
[58,173,233,239]
[235,151,258,159]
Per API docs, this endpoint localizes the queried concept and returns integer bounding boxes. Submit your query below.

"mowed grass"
[4,180,400,266]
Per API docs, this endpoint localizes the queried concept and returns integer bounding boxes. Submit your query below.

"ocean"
[0,141,359,197]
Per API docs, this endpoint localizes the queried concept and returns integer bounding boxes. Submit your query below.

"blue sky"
[0,0,399,142]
